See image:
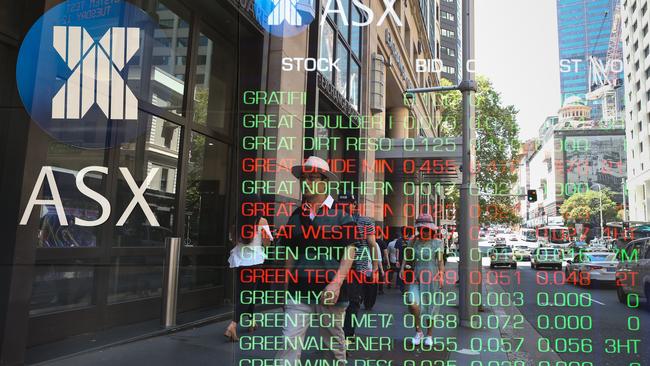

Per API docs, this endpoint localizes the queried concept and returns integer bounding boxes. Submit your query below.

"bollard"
[162,237,181,327]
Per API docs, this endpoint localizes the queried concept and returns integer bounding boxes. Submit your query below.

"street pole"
[458,0,479,326]
[622,178,627,222]
[593,183,604,240]
[403,0,478,325]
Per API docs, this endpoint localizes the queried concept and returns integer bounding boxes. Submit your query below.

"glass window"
[29,260,94,315]
[179,254,224,292]
[336,39,349,98]
[113,113,181,247]
[184,133,230,246]
[192,29,237,135]
[350,8,362,57]
[108,256,164,304]
[34,142,106,248]
[127,1,189,116]
[349,61,360,110]
[336,0,350,41]
[320,22,336,81]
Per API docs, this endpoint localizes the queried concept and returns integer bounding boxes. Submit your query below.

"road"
[484,260,650,366]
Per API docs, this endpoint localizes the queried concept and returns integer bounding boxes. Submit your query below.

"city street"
[467,256,650,365]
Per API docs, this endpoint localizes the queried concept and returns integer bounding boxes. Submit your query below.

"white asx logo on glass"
[268,0,303,26]
[52,26,139,120]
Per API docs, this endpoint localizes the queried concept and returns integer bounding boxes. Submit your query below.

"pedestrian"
[339,193,376,340]
[224,194,273,342]
[275,156,359,363]
[376,236,388,295]
[399,214,445,347]
[386,234,399,289]
[395,228,408,293]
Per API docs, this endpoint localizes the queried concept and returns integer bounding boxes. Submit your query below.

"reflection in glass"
[350,61,360,110]
[185,133,230,246]
[192,30,236,135]
[108,256,164,304]
[336,39,349,98]
[127,1,189,115]
[564,135,627,203]
[179,255,224,292]
[114,112,181,247]
[30,261,93,315]
[350,7,361,57]
[36,143,106,248]
[320,22,335,82]
[336,0,350,41]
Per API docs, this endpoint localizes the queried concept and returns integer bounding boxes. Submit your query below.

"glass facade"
[0,0,263,362]
[556,0,622,121]
[320,0,362,110]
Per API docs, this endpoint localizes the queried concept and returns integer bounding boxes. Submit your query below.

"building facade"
[439,0,461,84]
[622,0,650,221]
[523,114,626,229]
[0,0,455,364]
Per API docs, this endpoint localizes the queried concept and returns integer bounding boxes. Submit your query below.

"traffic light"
[527,189,538,202]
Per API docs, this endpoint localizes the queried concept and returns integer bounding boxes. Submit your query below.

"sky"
[475,0,561,141]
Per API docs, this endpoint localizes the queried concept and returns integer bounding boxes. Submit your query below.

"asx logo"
[16,0,156,149]
[51,26,140,120]
[254,0,401,37]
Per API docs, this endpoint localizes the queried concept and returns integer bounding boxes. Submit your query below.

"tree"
[438,76,522,225]
[559,189,617,225]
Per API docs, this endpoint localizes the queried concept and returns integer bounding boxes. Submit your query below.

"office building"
[622,0,650,220]
[556,0,622,121]
[439,0,461,84]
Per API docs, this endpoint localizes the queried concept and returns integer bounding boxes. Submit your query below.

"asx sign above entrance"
[20,166,160,227]
[321,0,402,27]
[254,0,401,37]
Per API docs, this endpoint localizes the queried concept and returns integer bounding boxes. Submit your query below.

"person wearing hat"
[399,214,445,347]
[275,156,359,363]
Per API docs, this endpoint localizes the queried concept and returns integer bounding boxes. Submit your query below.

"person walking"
[386,234,399,289]
[275,156,359,363]
[339,193,376,340]
[399,214,445,347]
[224,194,273,342]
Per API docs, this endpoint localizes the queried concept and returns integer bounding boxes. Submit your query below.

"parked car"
[513,245,532,261]
[531,247,563,270]
[616,238,650,307]
[489,245,517,269]
[565,252,618,284]
[495,237,507,246]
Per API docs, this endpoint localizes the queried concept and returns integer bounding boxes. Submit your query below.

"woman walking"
[223,194,273,342]
[399,214,445,347]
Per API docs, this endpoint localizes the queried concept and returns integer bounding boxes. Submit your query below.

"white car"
[489,245,517,269]
[513,245,531,261]
[616,238,650,307]
[565,252,618,284]
[531,247,563,270]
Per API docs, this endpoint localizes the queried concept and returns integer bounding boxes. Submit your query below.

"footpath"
[39,262,559,366]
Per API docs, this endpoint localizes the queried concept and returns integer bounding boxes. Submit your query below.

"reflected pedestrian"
[399,214,445,347]
[224,194,273,342]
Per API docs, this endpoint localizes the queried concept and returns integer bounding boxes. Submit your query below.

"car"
[531,247,563,270]
[616,238,650,307]
[565,252,618,284]
[495,237,507,246]
[489,245,517,269]
[487,236,496,244]
[509,235,519,242]
[513,245,531,261]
